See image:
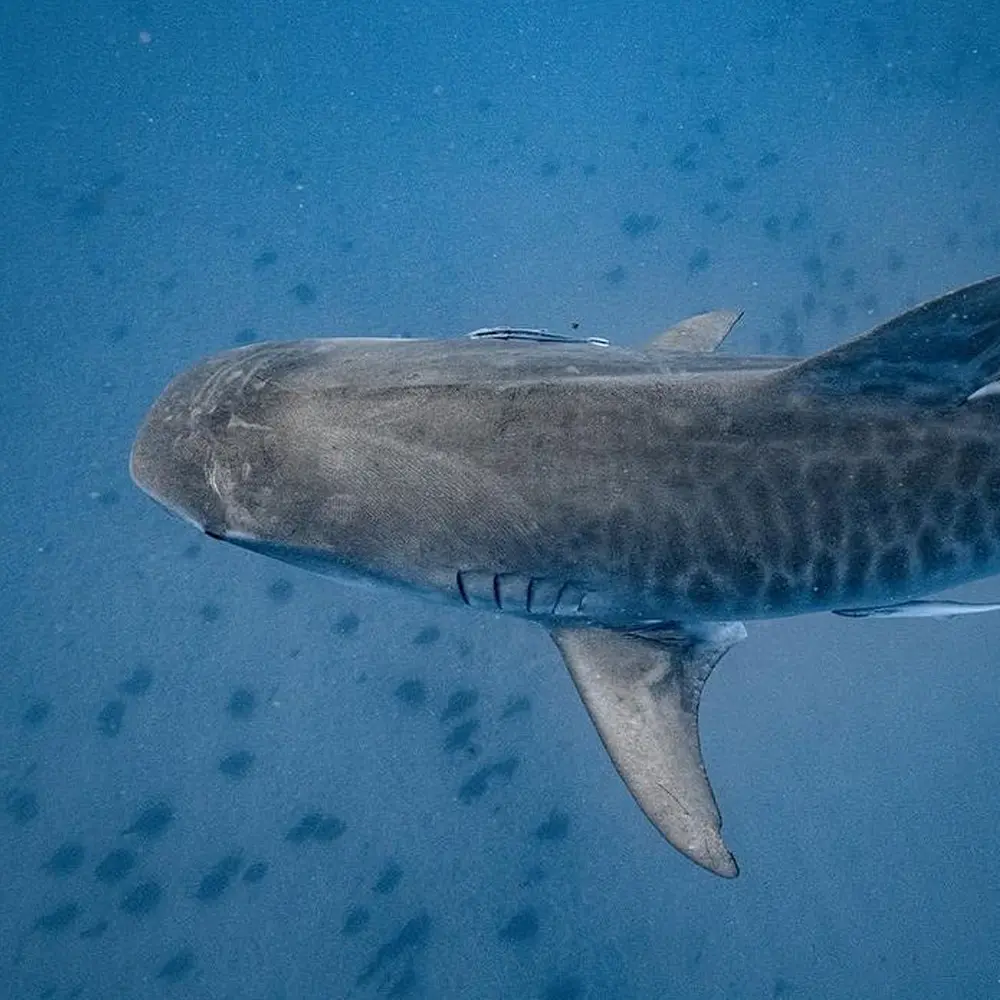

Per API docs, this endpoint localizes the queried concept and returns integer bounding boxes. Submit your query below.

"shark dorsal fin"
[772,274,1000,407]
[647,310,743,352]
[550,621,745,878]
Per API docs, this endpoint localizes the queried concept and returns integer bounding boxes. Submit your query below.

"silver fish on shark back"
[131,275,1000,878]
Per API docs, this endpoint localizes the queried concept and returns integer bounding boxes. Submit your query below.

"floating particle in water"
[412,625,440,646]
[97,700,125,737]
[373,862,403,895]
[5,789,39,824]
[199,602,222,623]
[33,902,80,933]
[242,860,268,884]
[499,906,539,943]
[22,698,51,727]
[441,688,478,723]
[95,848,136,884]
[394,678,426,708]
[227,687,256,720]
[120,880,163,917]
[219,750,255,779]
[123,800,174,840]
[267,578,294,603]
[119,666,153,696]
[158,947,196,983]
[342,905,370,935]
[290,282,317,305]
[534,810,570,842]
[43,841,85,876]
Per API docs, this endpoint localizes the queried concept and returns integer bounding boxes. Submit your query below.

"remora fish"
[131,275,1000,878]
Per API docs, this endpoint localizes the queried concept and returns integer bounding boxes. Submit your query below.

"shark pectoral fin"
[550,622,746,878]
[834,599,1000,619]
[646,309,743,352]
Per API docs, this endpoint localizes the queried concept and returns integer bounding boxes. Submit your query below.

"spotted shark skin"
[131,275,1000,878]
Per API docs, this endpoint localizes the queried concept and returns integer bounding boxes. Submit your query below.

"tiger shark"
[131,274,1000,878]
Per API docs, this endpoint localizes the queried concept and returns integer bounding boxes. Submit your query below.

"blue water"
[2,1,1000,997]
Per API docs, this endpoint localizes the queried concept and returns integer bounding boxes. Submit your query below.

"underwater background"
[2,1,1000,997]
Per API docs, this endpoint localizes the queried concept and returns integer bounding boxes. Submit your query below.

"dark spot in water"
[374,862,403,895]
[544,976,584,1000]
[158,947,196,983]
[234,327,257,345]
[603,264,626,285]
[671,142,699,172]
[731,555,764,599]
[227,687,257,719]
[412,625,440,646]
[253,249,278,269]
[120,880,163,917]
[534,810,570,842]
[243,860,268,883]
[622,213,659,239]
[79,919,108,940]
[441,688,479,722]
[43,841,85,876]
[313,814,346,841]
[97,700,125,737]
[356,912,431,987]
[119,666,153,696]
[687,248,711,274]
[195,853,243,902]
[22,698,51,727]
[395,678,426,707]
[499,906,539,943]
[722,175,745,193]
[123,800,174,840]
[290,282,317,305]
[267,578,294,603]
[443,718,479,753]
[501,695,531,719]
[286,812,345,844]
[343,905,371,935]
[33,902,80,933]
[539,159,561,178]
[5,789,39,824]
[219,750,255,779]
[95,848,136,884]
[843,531,872,597]
[459,757,519,803]
[701,115,723,135]
[887,248,906,272]
[335,612,360,636]
[199,602,222,622]
[773,976,794,998]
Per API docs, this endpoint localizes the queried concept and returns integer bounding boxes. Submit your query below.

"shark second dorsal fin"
[647,310,743,352]
[772,274,1000,407]
[550,622,745,878]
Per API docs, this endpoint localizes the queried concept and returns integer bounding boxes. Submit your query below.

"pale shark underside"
[131,274,1000,878]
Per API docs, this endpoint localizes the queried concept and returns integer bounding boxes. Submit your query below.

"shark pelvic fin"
[550,621,745,878]
[772,273,1000,407]
[646,310,743,353]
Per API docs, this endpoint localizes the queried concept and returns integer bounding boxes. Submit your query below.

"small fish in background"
[132,274,1000,878]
